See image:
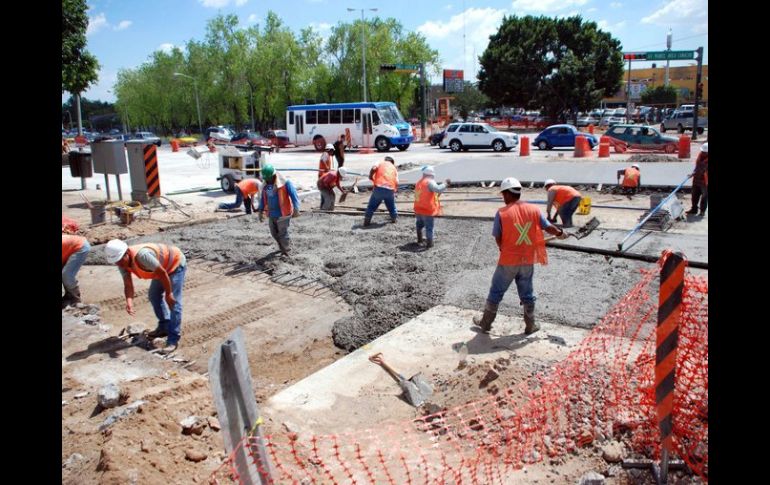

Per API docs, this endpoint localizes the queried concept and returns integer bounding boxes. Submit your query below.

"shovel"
[545,216,600,242]
[369,353,433,407]
[338,177,359,204]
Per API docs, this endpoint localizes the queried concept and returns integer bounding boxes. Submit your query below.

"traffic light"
[695,82,704,99]
[380,64,397,72]
[623,52,647,60]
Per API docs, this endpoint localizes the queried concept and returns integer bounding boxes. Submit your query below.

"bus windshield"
[377,105,405,125]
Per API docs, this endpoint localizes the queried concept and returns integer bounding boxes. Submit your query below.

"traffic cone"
[520,136,530,156]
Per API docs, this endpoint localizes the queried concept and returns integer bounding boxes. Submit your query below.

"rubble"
[97,383,121,409]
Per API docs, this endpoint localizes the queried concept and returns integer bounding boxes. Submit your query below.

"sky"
[70,0,708,103]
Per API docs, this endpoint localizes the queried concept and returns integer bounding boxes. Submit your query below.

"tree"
[452,82,490,119]
[478,15,623,120]
[62,0,100,133]
[641,85,677,105]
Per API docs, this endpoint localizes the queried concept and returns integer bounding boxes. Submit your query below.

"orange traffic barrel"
[598,141,610,158]
[588,124,595,134]
[678,135,691,159]
[574,135,586,158]
[520,136,530,156]
[170,139,179,152]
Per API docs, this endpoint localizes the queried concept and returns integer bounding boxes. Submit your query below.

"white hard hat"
[500,177,522,193]
[701,143,708,153]
[422,165,435,176]
[325,143,334,151]
[105,239,128,264]
[544,178,556,187]
[337,167,348,178]
[631,163,640,169]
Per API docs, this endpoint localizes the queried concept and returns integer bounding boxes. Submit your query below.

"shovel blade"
[400,379,427,407]
[409,373,434,398]
[574,217,600,239]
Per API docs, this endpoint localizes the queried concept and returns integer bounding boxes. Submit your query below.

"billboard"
[443,69,464,93]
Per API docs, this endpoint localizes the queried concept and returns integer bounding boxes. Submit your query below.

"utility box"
[126,141,161,203]
[69,151,93,178]
[91,140,128,174]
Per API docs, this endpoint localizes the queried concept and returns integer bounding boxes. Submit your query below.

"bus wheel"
[375,136,391,152]
[313,136,326,151]
[397,144,409,151]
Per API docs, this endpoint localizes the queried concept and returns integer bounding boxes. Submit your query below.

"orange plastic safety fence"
[210,255,708,484]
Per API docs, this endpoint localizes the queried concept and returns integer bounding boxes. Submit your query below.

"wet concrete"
[87,213,667,351]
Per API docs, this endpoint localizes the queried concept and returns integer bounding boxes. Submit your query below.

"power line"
[627,32,708,51]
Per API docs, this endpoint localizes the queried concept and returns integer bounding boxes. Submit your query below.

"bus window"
[289,112,294,125]
[307,110,317,124]
[343,109,354,124]
[318,110,329,124]
[330,109,341,124]
[354,109,361,123]
[372,110,381,125]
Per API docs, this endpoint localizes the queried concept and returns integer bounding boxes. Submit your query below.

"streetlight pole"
[347,7,378,102]
[665,28,672,86]
[173,72,203,137]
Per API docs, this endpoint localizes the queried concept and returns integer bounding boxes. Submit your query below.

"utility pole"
[692,46,704,141]
[347,8,378,102]
[665,28,672,86]
[420,63,427,142]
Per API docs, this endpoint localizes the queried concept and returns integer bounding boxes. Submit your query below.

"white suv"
[439,122,519,152]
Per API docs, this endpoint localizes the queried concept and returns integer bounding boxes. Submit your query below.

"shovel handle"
[368,353,404,383]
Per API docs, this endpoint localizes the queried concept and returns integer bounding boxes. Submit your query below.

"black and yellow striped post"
[144,144,161,199]
[656,250,685,482]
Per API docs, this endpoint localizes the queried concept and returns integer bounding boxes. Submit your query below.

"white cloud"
[641,0,707,33]
[310,22,332,35]
[158,43,176,53]
[445,4,453,9]
[511,0,588,13]
[247,14,258,23]
[200,0,248,7]
[87,13,108,35]
[235,0,248,5]
[610,2,622,8]
[597,19,626,33]
[114,20,132,31]
[587,7,598,12]
[76,68,118,102]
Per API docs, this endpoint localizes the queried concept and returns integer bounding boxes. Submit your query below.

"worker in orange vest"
[413,165,451,248]
[317,167,349,211]
[257,164,301,255]
[105,239,187,354]
[687,142,708,216]
[616,163,641,195]
[474,177,568,335]
[62,234,91,308]
[364,156,399,226]
[544,179,582,228]
[218,177,263,214]
[319,144,335,178]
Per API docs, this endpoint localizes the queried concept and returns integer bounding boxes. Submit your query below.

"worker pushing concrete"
[617,163,641,195]
[317,167,348,211]
[217,177,263,214]
[62,234,91,308]
[544,179,582,228]
[413,165,450,248]
[105,239,187,354]
[474,177,568,335]
[257,164,301,255]
[364,156,399,226]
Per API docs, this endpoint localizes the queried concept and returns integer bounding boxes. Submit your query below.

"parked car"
[439,122,518,152]
[533,124,598,150]
[429,129,446,146]
[599,116,627,128]
[265,129,291,148]
[132,131,162,146]
[230,132,272,147]
[660,111,707,134]
[576,116,599,127]
[604,124,679,152]
[205,126,234,142]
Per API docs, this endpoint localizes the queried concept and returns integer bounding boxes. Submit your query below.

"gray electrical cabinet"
[126,141,158,203]
[91,140,128,174]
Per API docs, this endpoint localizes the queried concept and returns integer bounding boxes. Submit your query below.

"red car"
[265,129,291,148]
[230,132,272,147]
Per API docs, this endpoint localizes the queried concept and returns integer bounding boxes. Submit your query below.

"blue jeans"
[148,264,186,346]
[219,187,252,214]
[558,196,581,228]
[486,264,535,306]
[365,187,398,220]
[62,241,90,291]
[415,215,435,240]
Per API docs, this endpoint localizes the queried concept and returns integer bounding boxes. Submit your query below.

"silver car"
[133,131,162,146]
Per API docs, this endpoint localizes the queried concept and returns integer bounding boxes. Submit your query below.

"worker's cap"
[701,142,708,153]
[500,177,522,193]
[422,165,435,176]
[631,163,640,169]
[337,167,348,179]
[325,143,334,151]
[105,239,128,264]
[261,164,275,179]
[384,156,395,163]
[544,178,556,187]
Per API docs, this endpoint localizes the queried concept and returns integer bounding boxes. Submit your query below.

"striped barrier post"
[144,144,161,199]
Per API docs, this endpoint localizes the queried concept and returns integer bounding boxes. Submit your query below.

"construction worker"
[544,179,582,228]
[617,163,641,195]
[217,177,263,214]
[104,239,187,354]
[333,134,347,168]
[257,164,300,255]
[687,142,708,216]
[364,156,399,226]
[473,177,568,335]
[62,234,91,308]
[319,143,335,178]
[317,167,348,211]
[413,165,451,248]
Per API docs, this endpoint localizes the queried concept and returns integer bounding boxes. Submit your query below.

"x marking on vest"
[514,222,532,245]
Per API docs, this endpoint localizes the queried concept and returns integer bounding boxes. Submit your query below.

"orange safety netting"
[210,255,708,484]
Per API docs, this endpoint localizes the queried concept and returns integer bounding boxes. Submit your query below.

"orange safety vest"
[62,235,86,265]
[372,162,398,190]
[549,185,581,208]
[126,244,183,280]
[237,178,260,197]
[261,181,294,217]
[622,167,640,188]
[318,153,331,179]
[498,202,547,266]
[413,177,442,216]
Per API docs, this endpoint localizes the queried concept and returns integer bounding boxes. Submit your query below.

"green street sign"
[381,63,420,73]
[645,50,695,61]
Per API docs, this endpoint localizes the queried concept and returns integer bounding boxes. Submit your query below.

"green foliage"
[640,85,678,105]
[62,0,99,95]
[452,82,490,119]
[62,96,114,126]
[478,15,623,119]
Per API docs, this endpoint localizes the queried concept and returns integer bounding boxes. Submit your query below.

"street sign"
[381,63,419,73]
[624,50,696,61]
[443,69,464,93]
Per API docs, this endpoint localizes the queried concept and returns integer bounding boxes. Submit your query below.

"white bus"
[285,101,414,152]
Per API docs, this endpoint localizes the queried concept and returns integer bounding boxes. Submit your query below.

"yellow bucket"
[578,196,592,215]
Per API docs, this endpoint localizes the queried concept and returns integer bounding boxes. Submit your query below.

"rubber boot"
[523,303,539,334]
[426,239,434,248]
[69,286,82,306]
[473,301,498,333]
[417,228,424,244]
[363,216,372,227]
